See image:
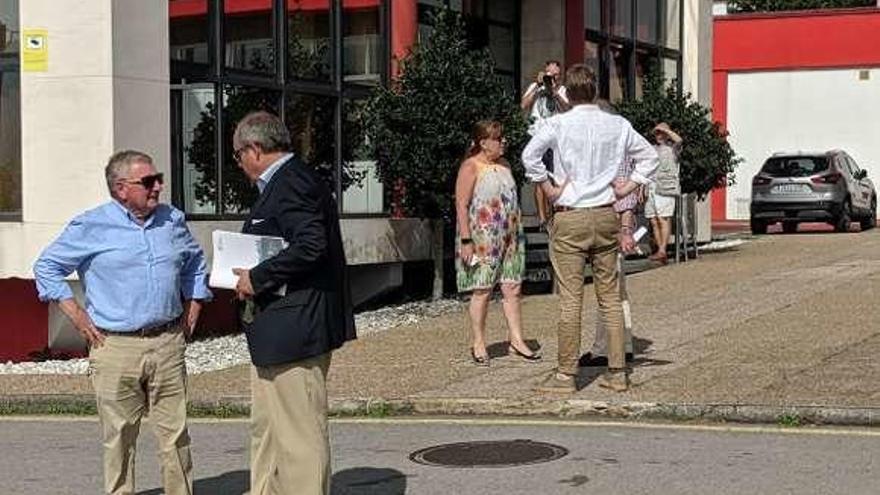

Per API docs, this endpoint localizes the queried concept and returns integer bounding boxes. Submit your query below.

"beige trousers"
[590,252,634,355]
[89,328,192,495]
[250,353,332,495]
[549,206,625,375]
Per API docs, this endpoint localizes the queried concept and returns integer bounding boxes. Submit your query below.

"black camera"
[542,74,554,89]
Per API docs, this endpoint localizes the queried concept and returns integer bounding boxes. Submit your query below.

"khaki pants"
[89,328,191,495]
[590,252,634,355]
[549,207,625,375]
[251,353,332,495]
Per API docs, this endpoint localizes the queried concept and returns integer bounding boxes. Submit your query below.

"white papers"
[209,231,288,291]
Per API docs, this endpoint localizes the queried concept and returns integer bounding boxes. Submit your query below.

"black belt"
[100,317,181,337]
[553,203,614,213]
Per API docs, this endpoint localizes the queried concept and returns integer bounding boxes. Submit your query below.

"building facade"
[712,4,880,221]
[0,0,711,361]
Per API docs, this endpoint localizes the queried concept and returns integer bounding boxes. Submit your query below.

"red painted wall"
[712,7,880,221]
[0,279,48,362]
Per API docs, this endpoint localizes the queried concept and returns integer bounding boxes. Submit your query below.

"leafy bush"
[613,73,740,199]
[728,0,875,12]
[363,9,528,220]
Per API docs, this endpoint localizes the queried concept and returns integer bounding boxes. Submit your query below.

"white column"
[682,0,714,241]
[1,0,170,277]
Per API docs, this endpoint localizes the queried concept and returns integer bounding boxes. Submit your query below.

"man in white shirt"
[521,60,570,229]
[522,64,658,393]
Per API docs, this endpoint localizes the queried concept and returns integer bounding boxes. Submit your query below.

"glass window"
[487,0,515,23]
[342,99,383,214]
[637,1,658,43]
[285,92,337,189]
[170,0,209,64]
[488,24,514,73]
[179,84,217,214]
[662,56,678,85]
[662,0,680,50]
[611,0,632,37]
[221,85,280,214]
[0,0,20,216]
[288,1,332,81]
[634,49,657,99]
[344,1,381,85]
[609,43,627,102]
[585,0,601,31]
[584,40,600,75]
[225,0,275,73]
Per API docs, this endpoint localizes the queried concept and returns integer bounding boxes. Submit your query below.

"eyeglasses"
[232,145,251,162]
[121,173,164,189]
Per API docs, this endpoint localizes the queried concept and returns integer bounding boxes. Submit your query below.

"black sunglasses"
[123,173,164,189]
[232,145,251,162]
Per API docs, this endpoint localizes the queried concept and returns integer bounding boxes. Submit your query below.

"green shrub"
[728,0,875,13]
[613,73,740,199]
[363,9,528,220]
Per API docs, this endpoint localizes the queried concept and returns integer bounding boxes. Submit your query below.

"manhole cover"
[409,439,568,468]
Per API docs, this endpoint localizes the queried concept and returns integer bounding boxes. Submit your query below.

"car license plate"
[771,184,810,194]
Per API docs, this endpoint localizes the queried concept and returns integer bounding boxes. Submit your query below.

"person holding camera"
[521,60,570,230]
[645,122,683,265]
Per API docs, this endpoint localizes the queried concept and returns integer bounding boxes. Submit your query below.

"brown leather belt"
[553,203,614,213]
[100,317,181,337]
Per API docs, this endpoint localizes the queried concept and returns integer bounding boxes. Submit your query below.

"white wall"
[0,0,171,278]
[726,68,880,219]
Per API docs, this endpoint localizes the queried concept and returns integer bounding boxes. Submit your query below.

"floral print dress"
[456,161,526,292]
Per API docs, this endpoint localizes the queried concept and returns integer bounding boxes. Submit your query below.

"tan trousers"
[251,353,332,495]
[590,252,634,355]
[89,328,192,495]
[549,206,625,375]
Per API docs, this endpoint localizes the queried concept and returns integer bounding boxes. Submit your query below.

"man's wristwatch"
[461,238,473,245]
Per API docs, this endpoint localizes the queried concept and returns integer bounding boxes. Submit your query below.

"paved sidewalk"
[3,229,880,423]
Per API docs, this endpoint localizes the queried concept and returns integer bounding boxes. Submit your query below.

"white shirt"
[522,104,658,208]
[257,153,294,193]
[524,83,569,129]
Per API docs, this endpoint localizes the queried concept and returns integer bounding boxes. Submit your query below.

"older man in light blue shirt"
[34,150,211,495]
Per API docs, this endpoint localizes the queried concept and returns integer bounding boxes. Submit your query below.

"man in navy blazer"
[231,111,355,495]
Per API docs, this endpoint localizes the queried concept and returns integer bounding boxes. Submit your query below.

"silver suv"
[750,150,876,234]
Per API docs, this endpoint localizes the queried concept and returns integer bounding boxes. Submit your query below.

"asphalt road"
[3,417,879,495]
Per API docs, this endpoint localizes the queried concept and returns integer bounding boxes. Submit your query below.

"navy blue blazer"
[241,156,356,367]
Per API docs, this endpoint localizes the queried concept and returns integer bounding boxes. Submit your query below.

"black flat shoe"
[578,352,634,367]
[471,348,490,367]
[509,344,541,362]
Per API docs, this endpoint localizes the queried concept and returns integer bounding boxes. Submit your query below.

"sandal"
[509,344,541,362]
[470,348,490,367]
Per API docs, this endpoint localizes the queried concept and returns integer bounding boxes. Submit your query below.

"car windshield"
[760,157,829,178]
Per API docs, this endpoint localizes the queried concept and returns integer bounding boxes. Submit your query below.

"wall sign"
[22,28,49,72]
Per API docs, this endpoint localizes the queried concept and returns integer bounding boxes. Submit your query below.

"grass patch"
[777,413,802,427]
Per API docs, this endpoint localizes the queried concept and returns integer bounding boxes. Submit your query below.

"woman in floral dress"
[454,120,539,366]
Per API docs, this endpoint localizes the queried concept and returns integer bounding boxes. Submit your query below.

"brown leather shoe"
[596,370,629,392]
[533,371,576,394]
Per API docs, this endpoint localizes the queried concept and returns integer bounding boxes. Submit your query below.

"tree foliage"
[728,0,875,12]
[362,9,528,220]
[613,73,740,200]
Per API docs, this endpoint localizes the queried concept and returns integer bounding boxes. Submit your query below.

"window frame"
[0,0,21,221]
[170,0,391,219]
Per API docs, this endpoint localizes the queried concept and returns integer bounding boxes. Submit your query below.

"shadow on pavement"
[486,339,542,359]
[332,467,407,494]
[138,469,248,495]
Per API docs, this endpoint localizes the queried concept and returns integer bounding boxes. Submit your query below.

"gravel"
[0,299,464,376]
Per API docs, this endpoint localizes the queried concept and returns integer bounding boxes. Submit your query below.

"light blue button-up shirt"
[34,201,212,332]
[257,153,293,193]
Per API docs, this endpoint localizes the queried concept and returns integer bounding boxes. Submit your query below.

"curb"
[3,394,880,426]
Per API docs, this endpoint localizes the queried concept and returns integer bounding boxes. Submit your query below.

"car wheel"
[860,197,877,231]
[782,222,798,234]
[834,200,852,233]
[750,218,767,235]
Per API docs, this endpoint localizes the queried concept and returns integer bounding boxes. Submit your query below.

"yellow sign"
[22,28,49,72]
